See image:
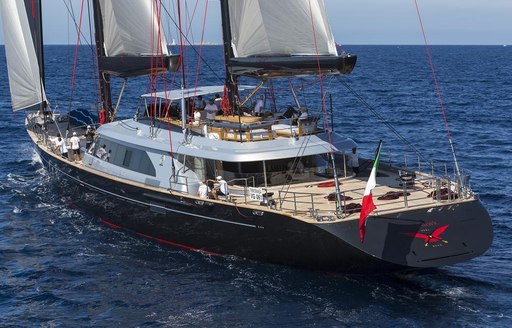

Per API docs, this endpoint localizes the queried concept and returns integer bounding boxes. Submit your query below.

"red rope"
[152,0,175,156]
[414,0,452,140]
[335,42,345,54]
[307,0,334,153]
[69,0,85,102]
[191,0,209,121]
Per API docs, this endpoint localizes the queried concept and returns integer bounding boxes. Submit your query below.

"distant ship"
[0,0,492,273]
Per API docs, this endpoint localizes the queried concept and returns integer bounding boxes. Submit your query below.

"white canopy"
[141,85,254,101]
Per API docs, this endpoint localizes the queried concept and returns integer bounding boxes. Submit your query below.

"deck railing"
[272,170,472,221]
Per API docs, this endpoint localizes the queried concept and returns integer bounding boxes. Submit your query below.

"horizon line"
[0,43,509,47]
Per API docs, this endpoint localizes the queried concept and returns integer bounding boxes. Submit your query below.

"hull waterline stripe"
[100,219,223,256]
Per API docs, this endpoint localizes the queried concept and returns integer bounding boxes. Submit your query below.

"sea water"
[0,45,511,326]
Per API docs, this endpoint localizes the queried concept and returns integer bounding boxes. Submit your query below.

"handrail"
[169,174,190,194]
[227,176,256,204]
[276,172,469,221]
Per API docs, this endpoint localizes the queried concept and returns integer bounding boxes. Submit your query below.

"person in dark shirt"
[84,125,96,150]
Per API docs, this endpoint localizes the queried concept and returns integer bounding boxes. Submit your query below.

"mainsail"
[229,0,336,57]
[0,0,47,111]
[93,0,180,77]
[222,0,356,78]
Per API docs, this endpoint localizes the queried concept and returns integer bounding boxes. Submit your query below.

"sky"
[0,0,511,46]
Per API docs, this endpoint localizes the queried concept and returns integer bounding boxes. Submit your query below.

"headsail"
[94,0,180,77]
[0,0,47,111]
[222,0,356,78]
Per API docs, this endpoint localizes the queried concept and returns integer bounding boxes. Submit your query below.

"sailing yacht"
[0,0,492,273]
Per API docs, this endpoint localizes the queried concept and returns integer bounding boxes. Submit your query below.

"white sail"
[0,1,47,111]
[100,0,169,57]
[228,0,337,57]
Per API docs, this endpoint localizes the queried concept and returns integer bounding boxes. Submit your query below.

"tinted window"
[96,138,156,176]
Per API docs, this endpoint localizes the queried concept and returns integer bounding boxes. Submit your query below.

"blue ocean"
[1,45,511,327]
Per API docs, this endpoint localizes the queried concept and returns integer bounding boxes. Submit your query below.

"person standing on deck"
[70,131,81,162]
[214,93,222,115]
[84,125,95,150]
[253,95,264,117]
[349,147,360,176]
[53,134,69,159]
[196,95,206,110]
[204,98,218,121]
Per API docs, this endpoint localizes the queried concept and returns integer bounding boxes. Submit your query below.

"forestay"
[0,0,47,111]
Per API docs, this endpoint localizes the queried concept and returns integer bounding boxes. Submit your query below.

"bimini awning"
[141,85,254,101]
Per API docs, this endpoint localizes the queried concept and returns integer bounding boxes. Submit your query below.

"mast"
[22,0,45,92]
[91,0,113,121]
[23,0,46,112]
[219,0,238,114]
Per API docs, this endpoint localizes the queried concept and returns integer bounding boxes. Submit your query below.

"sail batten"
[0,1,47,112]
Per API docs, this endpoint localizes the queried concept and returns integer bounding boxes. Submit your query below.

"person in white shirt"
[193,110,202,126]
[70,131,81,162]
[53,134,68,159]
[253,95,264,116]
[216,176,229,199]
[204,99,218,121]
[214,93,222,109]
[96,144,109,161]
[298,107,309,120]
[349,147,360,176]
[197,181,210,199]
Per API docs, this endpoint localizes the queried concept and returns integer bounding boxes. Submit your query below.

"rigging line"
[67,0,86,112]
[338,78,430,164]
[414,0,451,140]
[192,0,209,104]
[61,0,95,52]
[335,42,345,55]
[307,0,333,151]
[183,1,198,85]
[160,2,224,84]
[278,133,315,201]
[155,0,176,156]
[414,0,461,180]
[184,0,199,43]
[86,0,101,117]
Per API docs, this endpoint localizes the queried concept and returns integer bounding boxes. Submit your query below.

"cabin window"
[94,138,156,176]
[123,150,133,167]
[220,155,320,187]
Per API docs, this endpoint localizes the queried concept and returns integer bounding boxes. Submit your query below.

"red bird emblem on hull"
[402,224,449,247]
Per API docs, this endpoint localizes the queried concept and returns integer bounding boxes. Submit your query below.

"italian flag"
[359,141,383,243]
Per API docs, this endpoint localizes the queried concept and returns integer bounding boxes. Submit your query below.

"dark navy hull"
[36,143,493,273]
